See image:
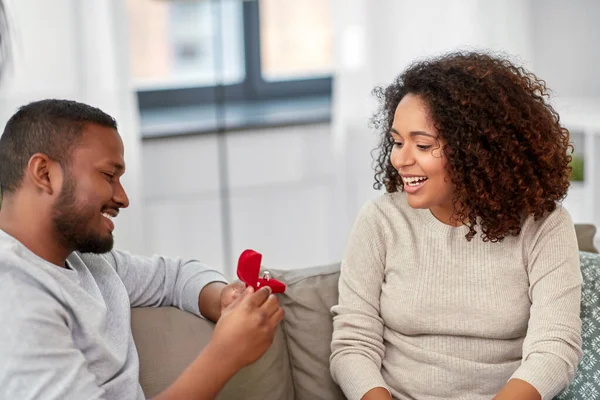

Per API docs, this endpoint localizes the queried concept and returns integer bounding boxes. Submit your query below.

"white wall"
[531,0,600,98]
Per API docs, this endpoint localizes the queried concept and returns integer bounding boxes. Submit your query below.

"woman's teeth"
[403,176,428,186]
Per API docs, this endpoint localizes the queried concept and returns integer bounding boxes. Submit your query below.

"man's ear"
[27,153,63,195]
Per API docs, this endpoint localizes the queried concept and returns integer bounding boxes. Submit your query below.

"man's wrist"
[203,339,243,373]
[198,281,227,322]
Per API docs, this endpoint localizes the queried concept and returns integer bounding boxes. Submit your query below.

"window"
[259,0,333,81]
[128,0,245,90]
[127,0,333,111]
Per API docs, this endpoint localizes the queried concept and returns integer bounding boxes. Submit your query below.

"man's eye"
[102,172,114,180]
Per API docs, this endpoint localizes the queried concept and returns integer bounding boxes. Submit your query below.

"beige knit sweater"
[330,192,582,400]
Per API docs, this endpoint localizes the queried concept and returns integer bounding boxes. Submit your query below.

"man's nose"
[114,182,129,209]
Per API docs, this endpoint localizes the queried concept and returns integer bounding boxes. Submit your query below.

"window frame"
[136,1,333,110]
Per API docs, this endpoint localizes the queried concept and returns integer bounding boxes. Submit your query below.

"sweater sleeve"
[330,201,391,400]
[103,250,228,318]
[510,207,583,399]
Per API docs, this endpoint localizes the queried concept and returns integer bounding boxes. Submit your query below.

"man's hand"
[198,281,247,323]
[153,285,285,400]
[220,281,246,310]
[210,285,284,370]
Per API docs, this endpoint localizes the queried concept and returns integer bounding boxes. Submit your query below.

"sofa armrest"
[574,224,598,253]
[131,307,294,400]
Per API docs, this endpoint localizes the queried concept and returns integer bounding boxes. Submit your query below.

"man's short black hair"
[0,99,118,194]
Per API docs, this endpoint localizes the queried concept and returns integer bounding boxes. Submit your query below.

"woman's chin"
[406,196,430,210]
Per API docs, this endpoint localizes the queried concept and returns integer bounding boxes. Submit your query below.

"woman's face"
[390,94,456,225]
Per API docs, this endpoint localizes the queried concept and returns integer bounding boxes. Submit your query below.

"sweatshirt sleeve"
[103,250,228,318]
[510,207,583,399]
[330,201,391,400]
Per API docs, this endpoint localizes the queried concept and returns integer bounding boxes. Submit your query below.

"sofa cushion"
[131,306,294,400]
[270,264,346,400]
[574,224,598,253]
[556,251,600,399]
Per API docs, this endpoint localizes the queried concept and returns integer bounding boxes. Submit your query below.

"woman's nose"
[392,146,414,169]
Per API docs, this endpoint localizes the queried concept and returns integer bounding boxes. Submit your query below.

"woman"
[330,52,582,400]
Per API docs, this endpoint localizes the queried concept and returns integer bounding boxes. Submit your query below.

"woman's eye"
[417,145,432,150]
[393,142,403,148]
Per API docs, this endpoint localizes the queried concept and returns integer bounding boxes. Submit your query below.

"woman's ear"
[27,153,62,195]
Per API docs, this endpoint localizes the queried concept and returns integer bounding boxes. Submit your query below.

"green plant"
[570,154,584,182]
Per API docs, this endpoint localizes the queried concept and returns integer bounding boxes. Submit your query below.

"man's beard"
[51,173,114,254]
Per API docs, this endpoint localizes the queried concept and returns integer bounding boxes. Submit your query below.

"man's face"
[51,124,129,254]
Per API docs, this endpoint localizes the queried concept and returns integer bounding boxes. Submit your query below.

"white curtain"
[0,0,144,253]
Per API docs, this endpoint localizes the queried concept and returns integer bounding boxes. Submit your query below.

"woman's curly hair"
[372,51,573,242]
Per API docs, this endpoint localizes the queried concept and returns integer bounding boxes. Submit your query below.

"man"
[0,99,284,399]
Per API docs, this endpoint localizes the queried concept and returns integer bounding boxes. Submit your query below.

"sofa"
[131,225,600,400]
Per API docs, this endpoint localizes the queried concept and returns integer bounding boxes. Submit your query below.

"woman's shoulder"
[521,204,574,235]
[520,204,578,250]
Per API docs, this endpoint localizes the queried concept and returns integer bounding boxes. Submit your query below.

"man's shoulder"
[0,247,71,315]
[0,255,55,293]
[73,250,148,270]
[0,266,66,321]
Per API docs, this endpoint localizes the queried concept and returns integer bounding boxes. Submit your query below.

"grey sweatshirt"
[331,192,582,400]
[0,229,227,400]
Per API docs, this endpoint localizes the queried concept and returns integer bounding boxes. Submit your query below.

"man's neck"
[0,198,72,267]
